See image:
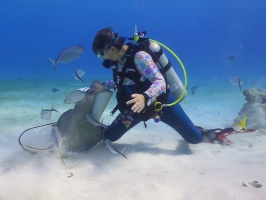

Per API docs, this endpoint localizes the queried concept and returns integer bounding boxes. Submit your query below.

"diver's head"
[92,27,125,61]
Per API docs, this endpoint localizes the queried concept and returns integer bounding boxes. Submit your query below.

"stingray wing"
[92,91,113,121]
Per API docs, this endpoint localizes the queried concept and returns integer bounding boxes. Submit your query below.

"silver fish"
[57,80,113,152]
[64,87,90,104]
[41,104,59,120]
[85,114,108,129]
[49,45,84,71]
[74,69,85,83]
[230,76,243,91]
[105,139,127,159]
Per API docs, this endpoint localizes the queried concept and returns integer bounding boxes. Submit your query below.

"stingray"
[19,80,113,154]
[56,80,113,152]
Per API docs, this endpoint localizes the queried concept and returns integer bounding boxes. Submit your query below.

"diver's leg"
[160,94,202,144]
[104,110,143,142]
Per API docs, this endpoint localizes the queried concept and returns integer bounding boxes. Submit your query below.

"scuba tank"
[147,41,187,102]
[132,25,188,106]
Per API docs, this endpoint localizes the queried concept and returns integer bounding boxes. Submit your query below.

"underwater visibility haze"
[0,0,265,82]
[1,1,266,200]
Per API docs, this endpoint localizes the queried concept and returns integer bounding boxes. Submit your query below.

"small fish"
[41,104,59,120]
[74,69,85,83]
[233,116,248,131]
[191,86,199,95]
[105,139,127,159]
[51,87,60,92]
[86,114,108,129]
[230,76,242,91]
[49,45,84,72]
[227,55,235,61]
[64,88,89,104]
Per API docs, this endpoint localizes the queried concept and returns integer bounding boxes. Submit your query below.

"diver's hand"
[126,94,145,113]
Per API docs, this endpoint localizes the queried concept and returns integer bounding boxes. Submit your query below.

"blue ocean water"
[0,0,265,83]
[0,0,265,133]
[1,3,266,199]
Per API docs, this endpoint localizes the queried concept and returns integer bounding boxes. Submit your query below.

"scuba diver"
[17,27,255,157]
[91,27,242,145]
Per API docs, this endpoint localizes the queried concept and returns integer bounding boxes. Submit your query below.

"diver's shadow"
[65,139,193,169]
[112,139,193,157]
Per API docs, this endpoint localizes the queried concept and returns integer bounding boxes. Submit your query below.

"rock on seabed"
[237,88,266,129]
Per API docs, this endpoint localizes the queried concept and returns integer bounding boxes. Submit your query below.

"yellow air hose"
[149,39,188,107]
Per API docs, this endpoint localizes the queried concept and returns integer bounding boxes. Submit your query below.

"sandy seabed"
[0,79,265,200]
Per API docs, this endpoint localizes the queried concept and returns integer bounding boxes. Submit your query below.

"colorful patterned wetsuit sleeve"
[102,80,115,89]
[134,51,166,102]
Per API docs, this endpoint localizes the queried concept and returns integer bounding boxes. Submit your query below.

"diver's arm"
[134,51,166,102]
[126,51,166,113]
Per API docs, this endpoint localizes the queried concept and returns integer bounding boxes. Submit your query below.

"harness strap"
[110,42,168,122]
[110,105,119,116]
